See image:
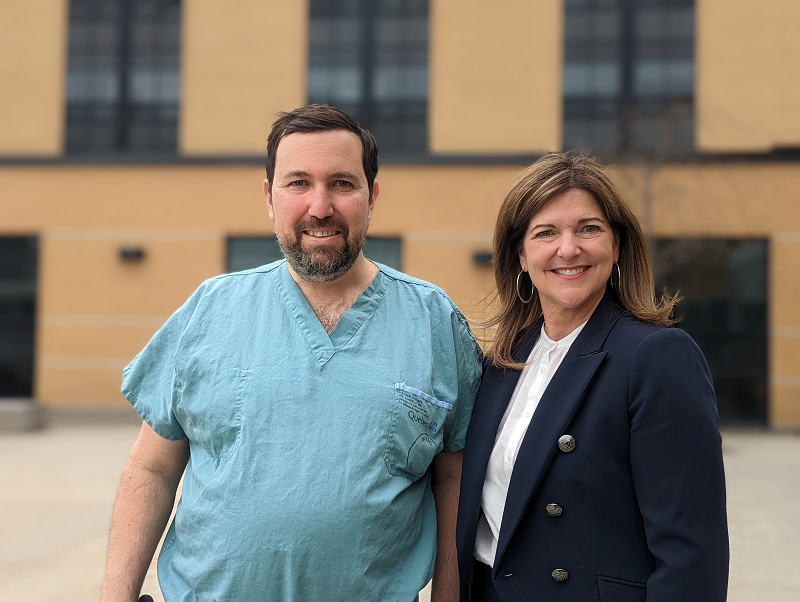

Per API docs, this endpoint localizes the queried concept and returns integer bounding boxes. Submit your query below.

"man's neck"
[286,254,379,333]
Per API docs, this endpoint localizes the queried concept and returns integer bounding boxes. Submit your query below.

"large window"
[563,0,694,158]
[227,237,402,273]
[652,239,768,425]
[65,0,181,154]
[0,238,37,398]
[308,0,428,156]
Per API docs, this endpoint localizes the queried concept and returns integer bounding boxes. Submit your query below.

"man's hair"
[266,104,379,198]
[485,151,678,369]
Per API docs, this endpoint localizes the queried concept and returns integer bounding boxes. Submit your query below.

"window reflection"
[652,239,768,425]
[308,0,428,155]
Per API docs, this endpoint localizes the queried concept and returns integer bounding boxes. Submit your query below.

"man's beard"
[276,217,369,283]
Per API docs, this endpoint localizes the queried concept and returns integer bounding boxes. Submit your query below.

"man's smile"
[305,230,340,238]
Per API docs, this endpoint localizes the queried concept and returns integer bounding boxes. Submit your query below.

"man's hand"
[430,450,464,602]
[100,422,189,602]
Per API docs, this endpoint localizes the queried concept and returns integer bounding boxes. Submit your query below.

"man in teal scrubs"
[101,105,482,602]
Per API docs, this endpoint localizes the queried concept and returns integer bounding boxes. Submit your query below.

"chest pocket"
[176,367,247,462]
[384,383,452,481]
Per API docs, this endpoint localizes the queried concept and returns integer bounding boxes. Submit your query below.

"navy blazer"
[456,297,729,602]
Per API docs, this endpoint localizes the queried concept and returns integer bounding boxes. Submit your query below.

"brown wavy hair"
[485,151,677,370]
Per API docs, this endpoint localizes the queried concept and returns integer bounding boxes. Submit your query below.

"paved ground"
[0,424,797,602]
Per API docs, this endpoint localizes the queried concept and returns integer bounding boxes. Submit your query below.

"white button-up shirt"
[473,321,587,566]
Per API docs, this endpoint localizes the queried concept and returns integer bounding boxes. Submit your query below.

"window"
[652,239,768,424]
[0,238,37,398]
[563,0,694,158]
[308,0,428,156]
[227,237,402,273]
[65,0,181,154]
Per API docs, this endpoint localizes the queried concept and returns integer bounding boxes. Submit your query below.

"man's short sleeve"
[441,308,483,453]
[121,284,207,440]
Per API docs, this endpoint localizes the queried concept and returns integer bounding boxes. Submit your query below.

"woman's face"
[519,188,619,326]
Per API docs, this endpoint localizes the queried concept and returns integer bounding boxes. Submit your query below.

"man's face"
[265,130,378,283]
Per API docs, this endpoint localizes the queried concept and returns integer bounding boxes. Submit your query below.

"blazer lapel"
[493,297,622,572]
[458,328,540,549]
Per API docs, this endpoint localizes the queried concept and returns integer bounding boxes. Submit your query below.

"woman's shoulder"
[610,313,699,353]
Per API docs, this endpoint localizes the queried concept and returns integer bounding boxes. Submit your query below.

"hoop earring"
[612,262,622,297]
[516,270,533,304]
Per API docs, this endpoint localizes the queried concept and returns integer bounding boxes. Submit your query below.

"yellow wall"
[429,0,563,154]
[0,163,520,407]
[2,161,800,424]
[179,0,308,155]
[0,0,67,156]
[696,0,800,152]
[36,233,225,408]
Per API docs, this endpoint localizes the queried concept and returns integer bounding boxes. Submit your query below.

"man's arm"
[101,421,189,602]
[430,449,463,602]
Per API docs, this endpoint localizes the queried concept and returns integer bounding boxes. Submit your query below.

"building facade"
[1,0,799,427]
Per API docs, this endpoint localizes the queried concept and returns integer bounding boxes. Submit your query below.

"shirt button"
[524,410,532,418]
[506,452,512,461]
[539,366,546,374]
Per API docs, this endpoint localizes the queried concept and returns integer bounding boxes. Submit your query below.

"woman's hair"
[485,151,677,369]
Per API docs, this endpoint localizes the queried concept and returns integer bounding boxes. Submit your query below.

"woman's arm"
[628,327,729,601]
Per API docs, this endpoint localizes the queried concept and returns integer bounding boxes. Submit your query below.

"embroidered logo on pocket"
[384,383,452,480]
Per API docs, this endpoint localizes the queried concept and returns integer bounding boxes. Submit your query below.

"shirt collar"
[539,320,588,350]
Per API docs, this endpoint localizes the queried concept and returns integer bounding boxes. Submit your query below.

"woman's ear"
[518,249,528,272]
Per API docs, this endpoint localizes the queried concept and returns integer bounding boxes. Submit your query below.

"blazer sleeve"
[628,327,729,602]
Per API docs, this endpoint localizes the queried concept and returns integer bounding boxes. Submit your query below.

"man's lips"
[304,229,340,239]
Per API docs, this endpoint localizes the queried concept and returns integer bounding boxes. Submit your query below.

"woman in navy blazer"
[456,152,728,602]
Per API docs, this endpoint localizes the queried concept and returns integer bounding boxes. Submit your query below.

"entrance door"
[652,238,768,425]
[0,237,38,398]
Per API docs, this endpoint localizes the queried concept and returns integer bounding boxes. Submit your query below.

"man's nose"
[307,185,335,219]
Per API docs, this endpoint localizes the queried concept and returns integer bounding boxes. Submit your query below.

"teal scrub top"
[122,261,483,602]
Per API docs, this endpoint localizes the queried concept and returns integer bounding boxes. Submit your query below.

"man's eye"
[288,180,307,187]
[334,180,352,188]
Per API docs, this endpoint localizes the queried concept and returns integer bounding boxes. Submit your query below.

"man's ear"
[368,181,379,219]
[263,180,274,219]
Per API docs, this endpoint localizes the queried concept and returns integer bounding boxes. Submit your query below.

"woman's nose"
[557,233,579,258]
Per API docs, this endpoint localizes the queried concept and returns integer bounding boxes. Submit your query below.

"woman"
[456,152,729,602]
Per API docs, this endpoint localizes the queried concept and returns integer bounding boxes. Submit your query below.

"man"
[101,104,482,602]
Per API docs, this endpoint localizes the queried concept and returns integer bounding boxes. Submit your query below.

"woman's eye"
[583,224,600,233]
[535,230,555,238]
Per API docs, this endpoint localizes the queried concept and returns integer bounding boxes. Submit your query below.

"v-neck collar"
[273,261,390,366]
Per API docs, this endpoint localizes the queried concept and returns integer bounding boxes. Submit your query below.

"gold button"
[545,503,563,517]
[551,568,569,582]
[558,435,576,453]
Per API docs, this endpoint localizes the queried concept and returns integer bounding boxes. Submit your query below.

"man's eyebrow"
[330,171,360,180]
[279,170,361,181]
[280,170,310,180]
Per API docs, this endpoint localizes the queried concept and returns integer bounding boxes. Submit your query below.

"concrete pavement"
[0,424,797,601]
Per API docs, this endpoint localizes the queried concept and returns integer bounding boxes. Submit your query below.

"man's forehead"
[273,130,366,181]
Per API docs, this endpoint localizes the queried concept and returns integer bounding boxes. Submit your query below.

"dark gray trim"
[2,149,800,167]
